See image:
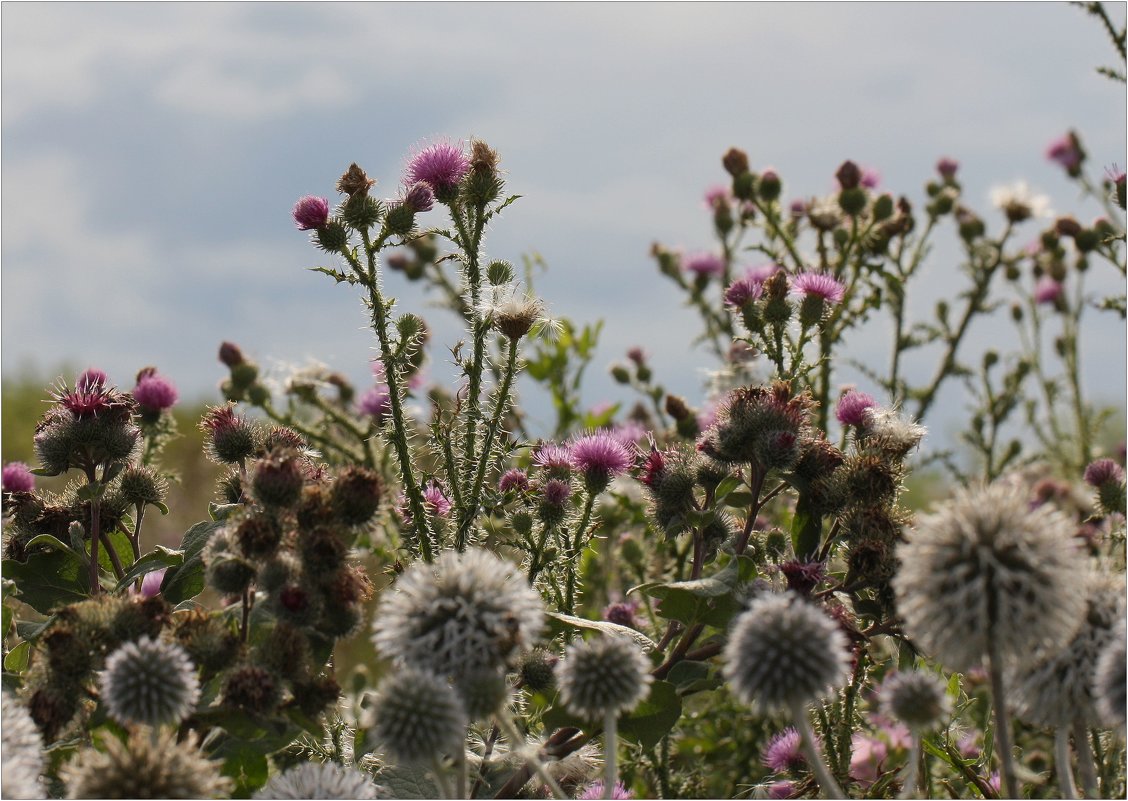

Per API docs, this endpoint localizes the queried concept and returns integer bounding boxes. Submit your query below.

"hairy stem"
[1055,727,1079,800]
[791,702,844,799]
[987,636,1018,799]
[1073,721,1099,799]
[495,713,568,800]
[565,491,597,613]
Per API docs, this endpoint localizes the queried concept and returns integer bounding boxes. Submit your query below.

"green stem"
[900,734,921,800]
[99,530,125,581]
[604,711,618,799]
[1072,721,1099,799]
[565,491,597,613]
[987,636,1018,799]
[1055,727,1079,800]
[791,702,844,799]
[430,755,454,800]
[260,400,363,463]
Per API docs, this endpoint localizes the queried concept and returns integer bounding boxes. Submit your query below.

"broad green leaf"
[546,612,658,652]
[160,519,224,604]
[619,681,682,747]
[3,550,90,614]
[4,641,31,672]
[789,499,822,561]
[632,556,756,628]
[114,546,183,593]
[379,765,439,800]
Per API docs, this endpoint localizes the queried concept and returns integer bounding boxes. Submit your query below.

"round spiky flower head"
[879,670,952,733]
[253,761,382,800]
[62,730,231,799]
[2,461,35,493]
[569,431,634,493]
[368,668,467,764]
[1095,623,1127,730]
[1010,576,1125,728]
[292,196,330,231]
[893,482,1088,671]
[555,635,653,720]
[722,592,850,714]
[99,636,200,727]
[3,692,46,799]
[406,139,470,201]
[372,547,544,680]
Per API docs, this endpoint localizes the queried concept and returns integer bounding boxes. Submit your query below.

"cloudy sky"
[3,2,1125,443]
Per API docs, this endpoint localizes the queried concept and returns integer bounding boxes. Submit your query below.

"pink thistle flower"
[762,727,806,774]
[684,252,726,278]
[77,367,108,391]
[639,447,665,488]
[767,781,795,799]
[779,560,826,596]
[936,157,959,180]
[406,140,470,195]
[836,390,878,427]
[133,370,179,413]
[578,781,633,800]
[789,199,808,218]
[292,195,330,230]
[849,732,888,789]
[602,599,641,629]
[1046,132,1084,175]
[957,733,980,759]
[626,347,647,366]
[542,478,572,507]
[2,462,35,493]
[570,432,634,478]
[724,276,764,307]
[200,405,241,437]
[704,184,732,209]
[987,772,1001,793]
[132,568,167,599]
[532,443,573,472]
[745,263,782,283]
[861,168,881,189]
[498,468,529,493]
[401,181,435,213]
[792,272,846,304]
[1034,276,1063,305]
[422,481,452,517]
[57,382,118,419]
[1084,458,1125,487]
[358,384,391,421]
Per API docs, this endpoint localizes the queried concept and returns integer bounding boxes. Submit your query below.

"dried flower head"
[860,406,926,458]
[2,692,46,799]
[336,164,375,197]
[253,761,382,800]
[99,636,200,727]
[893,482,1088,671]
[367,667,467,764]
[555,635,653,720]
[480,284,552,341]
[372,547,544,679]
[990,181,1051,223]
[62,730,231,799]
[879,670,952,733]
[722,592,850,714]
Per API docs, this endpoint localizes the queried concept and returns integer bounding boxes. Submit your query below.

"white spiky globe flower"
[723,592,850,714]
[253,761,381,799]
[371,547,544,680]
[62,730,231,799]
[1095,623,1127,730]
[2,691,46,799]
[893,483,1088,671]
[880,670,952,733]
[368,668,468,764]
[555,635,653,720]
[99,636,200,727]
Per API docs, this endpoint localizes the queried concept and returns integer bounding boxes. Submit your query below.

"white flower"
[2,692,46,800]
[100,636,200,728]
[989,181,1052,221]
[254,762,382,800]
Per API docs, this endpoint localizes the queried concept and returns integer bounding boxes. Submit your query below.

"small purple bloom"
[292,195,330,230]
[610,420,648,447]
[578,781,633,800]
[626,347,647,366]
[133,568,167,599]
[850,733,887,789]
[2,462,35,493]
[860,167,881,189]
[602,599,641,629]
[133,371,179,412]
[724,276,763,307]
[402,181,435,213]
[533,443,573,472]
[703,184,731,209]
[762,727,805,774]
[422,482,452,517]
[767,781,795,800]
[1034,276,1063,305]
[498,468,529,494]
[542,478,572,507]
[1046,133,1083,174]
[789,199,808,218]
[570,432,634,478]
[406,140,470,195]
[792,272,846,304]
[836,390,878,427]
[936,157,959,180]
[1084,458,1125,487]
[683,252,726,278]
[358,384,391,421]
[76,368,108,391]
[779,560,826,596]
[745,263,782,283]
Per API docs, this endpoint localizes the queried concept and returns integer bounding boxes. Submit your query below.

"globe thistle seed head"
[879,670,952,733]
[118,464,168,509]
[1010,576,1125,728]
[250,449,305,509]
[2,692,46,799]
[1095,623,1127,730]
[722,592,850,714]
[454,666,511,721]
[372,547,544,679]
[222,664,282,715]
[62,730,231,800]
[2,461,35,493]
[860,407,926,459]
[555,635,653,720]
[368,668,467,764]
[253,761,381,800]
[519,649,558,694]
[893,482,1088,671]
[761,727,805,773]
[330,466,383,526]
[99,636,200,727]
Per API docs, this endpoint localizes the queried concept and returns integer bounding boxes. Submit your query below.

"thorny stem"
[1054,727,1079,800]
[495,713,568,800]
[452,206,489,510]
[308,393,377,469]
[604,711,618,800]
[734,466,767,555]
[240,586,253,643]
[85,468,102,596]
[791,702,845,799]
[1072,721,1100,799]
[470,725,501,798]
[260,400,363,464]
[565,491,597,613]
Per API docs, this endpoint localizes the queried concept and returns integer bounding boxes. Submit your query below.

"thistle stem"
[899,733,921,799]
[604,711,618,799]
[1055,727,1079,800]
[986,637,1019,799]
[430,755,454,800]
[495,713,568,800]
[1072,721,1099,799]
[88,489,102,596]
[565,491,597,613]
[455,748,469,800]
[790,702,844,799]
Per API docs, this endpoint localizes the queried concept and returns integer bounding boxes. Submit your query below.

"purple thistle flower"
[602,599,641,629]
[406,140,470,195]
[422,482,452,517]
[626,347,647,366]
[836,390,878,427]
[724,276,764,307]
[2,462,35,493]
[358,384,391,421]
[1084,458,1125,487]
[789,199,808,218]
[132,568,167,599]
[133,370,179,412]
[684,252,726,278]
[936,157,959,180]
[849,733,888,789]
[292,195,330,230]
[578,781,633,800]
[767,781,795,799]
[76,367,108,391]
[745,263,782,283]
[1034,276,1063,305]
[498,468,529,494]
[704,184,731,209]
[570,432,634,478]
[610,420,648,447]
[542,478,572,507]
[761,727,806,774]
[860,168,881,189]
[792,272,846,304]
[1046,133,1083,174]
[401,181,435,213]
[779,560,826,596]
[533,443,573,472]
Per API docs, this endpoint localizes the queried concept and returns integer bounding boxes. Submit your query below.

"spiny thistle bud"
[2,692,46,799]
[222,664,282,714]
[218,341,245,368]
[173,610,240,675]
[761,272,792,325]
[253,762,382,800]
[250,450,305,509]
[879,671,951,733]
[454,666,510,721]
[368,668,468,764]
[315,220,350,253]
[722,592,850,714]
[62,730,231,800]
[838,454,898,505]
[118,464,168,509]
[290,674,341,719]
[697,381,813,468]
[200,405,257,464]
[234,514,282,560]
[1095,625,1127,730]
[402,181,435,214]
[519,649,559,693]
[555,635,653,720]
[293,195,330,231]
[258,552,302,594]
[835,161,861,191]
[99,636,200,727]
[203,528,256,595]
[330,466,383,526]
[1084,458,1126,515]
[336,163,375,198]
[1010,576,1125,728]
[253,622,311,680]
[893,482,1088,671]
[299,526,347,575]
[722,147,750,178]
[758,169,782,202]
[872,193,895,221]
[383,201,417,236]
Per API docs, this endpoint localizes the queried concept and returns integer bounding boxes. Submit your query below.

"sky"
[2,2,1126,447]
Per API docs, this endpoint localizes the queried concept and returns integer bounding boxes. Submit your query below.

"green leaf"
[789,499,822,561]
[378,765,440,800]
[632,556,756,628]
[97,529,136,574]
[160,519,225,604]
[4,641,31,673]
[114,547,183,593]
[664,659,721,695]
[309,266,359,285]
[218,741,269,797]
[712,475,743,503]
[3,549,90,614]
[16,617,54,642]
[545,612,658,652]
[619,680,682,748]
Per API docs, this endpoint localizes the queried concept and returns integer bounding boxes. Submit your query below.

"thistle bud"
[341,192,382,230]
[872,193,895,221]
[315,220,350,253]
[838,188,867,217]
[218,341,245,368]
[835,160,861,191]
[222,664,282,714]
[331,466,383,526]
[119,465,168,509]
[722,147,750,178]
[336,163,375,198]
[758,170,782,202]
